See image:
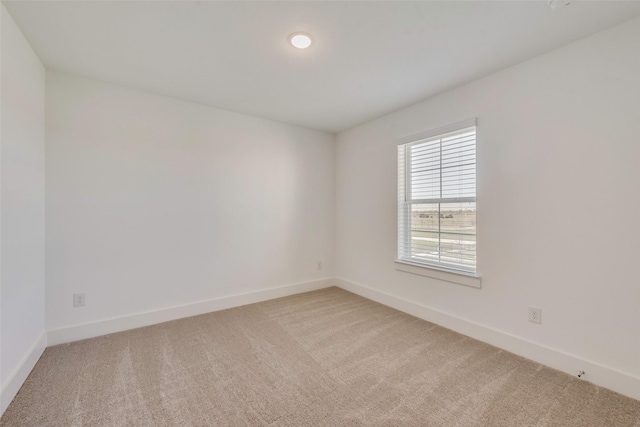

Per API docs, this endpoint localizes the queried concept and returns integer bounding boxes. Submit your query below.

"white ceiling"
[4,1,640,133]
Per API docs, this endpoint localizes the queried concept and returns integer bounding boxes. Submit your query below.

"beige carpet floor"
[2,287,639,426]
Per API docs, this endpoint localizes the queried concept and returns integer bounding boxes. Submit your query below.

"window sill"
[395,260,481,289]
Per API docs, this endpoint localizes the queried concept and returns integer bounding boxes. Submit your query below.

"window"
[398,119,477,275]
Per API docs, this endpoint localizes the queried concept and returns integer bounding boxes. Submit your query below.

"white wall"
[46,72,335,333]
[335,17,640,397]
[0,4,47,414]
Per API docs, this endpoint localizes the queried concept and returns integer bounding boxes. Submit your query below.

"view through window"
[398,122,476,274]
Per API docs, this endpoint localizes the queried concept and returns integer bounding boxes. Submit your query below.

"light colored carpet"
[2,287,639,426]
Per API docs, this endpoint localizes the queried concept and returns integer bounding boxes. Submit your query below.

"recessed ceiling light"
[288,32,312,49]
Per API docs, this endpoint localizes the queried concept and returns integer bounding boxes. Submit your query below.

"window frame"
[396,118,480,286]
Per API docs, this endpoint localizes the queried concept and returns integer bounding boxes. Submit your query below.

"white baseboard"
[48,278,335,346]
[1,331,47,416]
[335,277,640,402]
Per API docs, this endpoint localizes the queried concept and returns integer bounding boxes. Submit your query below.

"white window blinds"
[398,121,477,274]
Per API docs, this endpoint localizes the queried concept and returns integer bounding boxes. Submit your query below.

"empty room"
[1,0,639,425]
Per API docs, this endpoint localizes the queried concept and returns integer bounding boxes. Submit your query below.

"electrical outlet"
[317,261,323,270]
[528,306,541,324]
[73,293,86,307]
